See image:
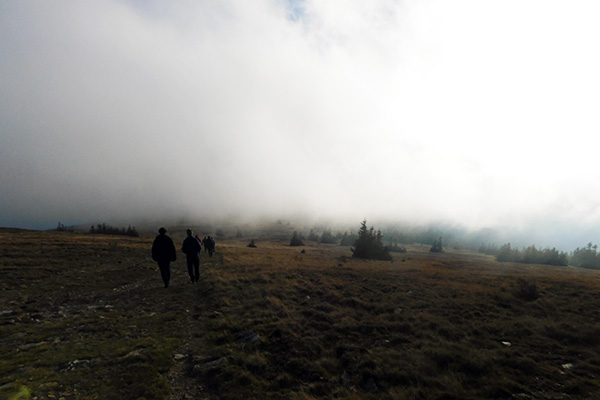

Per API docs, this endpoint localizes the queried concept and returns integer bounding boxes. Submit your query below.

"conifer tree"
[351,220,392,261]
[290,231,304,246]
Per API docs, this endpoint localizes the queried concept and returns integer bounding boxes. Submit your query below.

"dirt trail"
[164,256,222,400]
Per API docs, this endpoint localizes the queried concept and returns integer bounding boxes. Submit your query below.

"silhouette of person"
[152,227,176,288]
[204,235,215,257]
[182,229,201,283]
[202,236,209,253]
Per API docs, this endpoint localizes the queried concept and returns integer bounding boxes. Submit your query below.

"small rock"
[19,341,47,351]
[192,357,228,375]
[237,331,260,343]
[121,349,144,360]
[61,359,90,372]
[173,354,187,361]
[562,363,574,370]
[501,341,512,347]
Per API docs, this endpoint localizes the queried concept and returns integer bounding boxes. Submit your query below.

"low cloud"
[1,1,600,248]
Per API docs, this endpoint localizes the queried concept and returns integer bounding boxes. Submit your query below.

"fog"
[2,1,600,249]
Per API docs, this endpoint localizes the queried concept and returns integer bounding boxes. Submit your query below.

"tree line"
[89,223,139,237]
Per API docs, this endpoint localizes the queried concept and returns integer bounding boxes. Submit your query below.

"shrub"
[320,230,337,244]
[513,278,539,301]
[290,231,304,247]
[430,237,443,252]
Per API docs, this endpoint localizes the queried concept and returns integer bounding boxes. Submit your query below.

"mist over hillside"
[2,1,600,252]
[58,214,599,255]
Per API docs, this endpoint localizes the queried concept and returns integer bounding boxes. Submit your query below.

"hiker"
[151,227,176,288]
[206,235,215,257]
[182,229,202,283]
[202,237,209,253]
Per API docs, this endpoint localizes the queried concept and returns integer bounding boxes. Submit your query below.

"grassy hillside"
[2,229,600,399]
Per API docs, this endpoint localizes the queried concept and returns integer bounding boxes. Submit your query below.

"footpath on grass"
[0,230,223,400]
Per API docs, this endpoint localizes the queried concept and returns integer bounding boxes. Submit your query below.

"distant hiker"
[151,227,176,288]
[182,229,202,283]
[205,235,215,257]
[202,237,209,253]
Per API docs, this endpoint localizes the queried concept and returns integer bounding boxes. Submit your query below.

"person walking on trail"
[151,227,176,288]
[205,235,215,257]
[182,229,202,283]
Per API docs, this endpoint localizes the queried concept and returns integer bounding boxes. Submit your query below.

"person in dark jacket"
[152,227,177,288]
[182,229,202,283]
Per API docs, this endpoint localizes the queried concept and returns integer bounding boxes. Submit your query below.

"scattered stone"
[173,354,187,361]
[562,363,574,370]
[192,357,228,375]
[18,341,47,351]
[61,359,90,372]
[237,331,260,343]
[501,341,512,347]
[121,349,144,360]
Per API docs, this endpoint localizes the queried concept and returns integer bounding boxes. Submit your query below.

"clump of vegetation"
[430,236,443,252]
[339,231,356,246]
[289,231,304,246]
[351,220,392,261]
[513,278,539,301]
[478,243,499,256]
[55,222,73,232]
[89,223,139,237]
[307,229,319,241]
[320,229,337,244]
[496,243,567,266]
[247,239,257,248]
[570,243,600,269]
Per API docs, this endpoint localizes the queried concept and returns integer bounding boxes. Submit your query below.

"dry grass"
[2,229,600,399]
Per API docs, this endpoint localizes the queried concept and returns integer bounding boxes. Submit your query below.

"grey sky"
[1,1,600,248]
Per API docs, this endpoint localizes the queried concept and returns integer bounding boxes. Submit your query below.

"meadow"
[2,228,600,399]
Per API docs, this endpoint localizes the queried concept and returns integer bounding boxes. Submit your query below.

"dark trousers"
[186,255,200,282]
[158,261,171,288]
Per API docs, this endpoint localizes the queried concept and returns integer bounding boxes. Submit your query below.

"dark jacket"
[152,234,177,263]
[181,236,201,258]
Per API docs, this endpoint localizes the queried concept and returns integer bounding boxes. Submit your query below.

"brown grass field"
[2,228,600,399]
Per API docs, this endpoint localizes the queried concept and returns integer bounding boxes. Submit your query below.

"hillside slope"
[2,230,600,399]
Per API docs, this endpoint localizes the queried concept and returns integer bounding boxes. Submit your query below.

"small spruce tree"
[430,236,443,252]
[351,220,392,261]
[290,231,304,246]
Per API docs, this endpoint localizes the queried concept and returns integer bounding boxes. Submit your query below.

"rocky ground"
[0,229,219,400]
[3,228,600,399]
